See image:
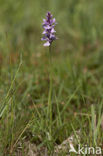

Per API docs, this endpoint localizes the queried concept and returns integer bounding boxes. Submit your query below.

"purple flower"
[41,12,57,47]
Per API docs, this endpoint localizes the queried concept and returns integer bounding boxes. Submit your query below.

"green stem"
[48,45,53,137]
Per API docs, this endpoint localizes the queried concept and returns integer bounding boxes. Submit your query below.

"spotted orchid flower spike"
[41,12,57,47]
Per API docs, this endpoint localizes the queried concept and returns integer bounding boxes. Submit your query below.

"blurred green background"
[0,0,103,155]
[0,0,103,53]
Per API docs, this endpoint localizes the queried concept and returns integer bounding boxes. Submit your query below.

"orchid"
[41,12,58,136]
[41,12,57,47]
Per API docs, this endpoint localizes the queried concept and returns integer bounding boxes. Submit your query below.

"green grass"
[0,0,103,155]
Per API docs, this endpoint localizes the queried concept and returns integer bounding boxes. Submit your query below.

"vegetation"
[0,0,103,155]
